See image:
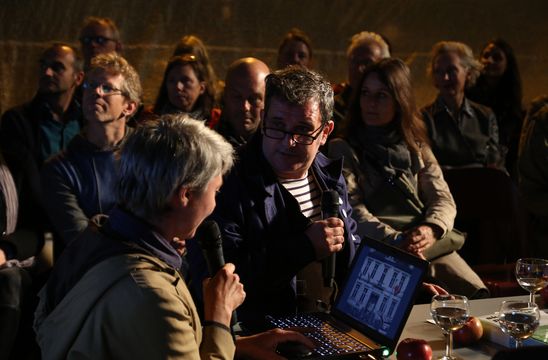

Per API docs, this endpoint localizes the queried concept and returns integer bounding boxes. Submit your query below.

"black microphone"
[321,190,340,288]
[197,220,225,275]
[196,220,239,338]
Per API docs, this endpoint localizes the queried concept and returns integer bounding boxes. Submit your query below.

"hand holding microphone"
[198,220,244,330]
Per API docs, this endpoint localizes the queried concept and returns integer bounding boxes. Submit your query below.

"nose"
[443,72,450,81]
[44,67,54,77]
[243,99,252,112]
[176,81,184,91]
[285,133,298,147]
[358,64,367,74]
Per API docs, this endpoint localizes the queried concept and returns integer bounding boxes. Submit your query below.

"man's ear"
[74,71,85,87]
[123,100,138,117]
[320,120,334,145]
[199,82,206,95]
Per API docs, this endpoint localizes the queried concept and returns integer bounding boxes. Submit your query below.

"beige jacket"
[34,253,234,360]
[328,138,456,243]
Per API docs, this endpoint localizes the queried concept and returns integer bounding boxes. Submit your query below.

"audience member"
[421,41,502,169]
[172,34,219,105]
[0,151,42,360]
[79,16,122,71]
[190,66,359,332]
[215,57,269,147]
[333,31,390,127]
[34,115,313,359]
[328,58,487,298]
[467,38,524,177]
[518,95,548,258]
[41,53,140,250]
[276,28,313,69]
[153,55,217,126]
[0,43,84,234]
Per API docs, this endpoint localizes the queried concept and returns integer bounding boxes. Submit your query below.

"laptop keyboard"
[268,314,371,356]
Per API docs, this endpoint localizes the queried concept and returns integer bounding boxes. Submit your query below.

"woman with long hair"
[153,54,216,125]
[329,58,487,298]
[467,38,524,176]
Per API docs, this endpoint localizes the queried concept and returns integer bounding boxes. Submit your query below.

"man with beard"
[41,53,140,252]
[215,57,269,147]
[0,43,84,233]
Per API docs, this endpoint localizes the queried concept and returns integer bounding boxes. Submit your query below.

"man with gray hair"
[333,31,390,126]
[191,66,360,332]
[42,53,141,253]
[35,115,313,359]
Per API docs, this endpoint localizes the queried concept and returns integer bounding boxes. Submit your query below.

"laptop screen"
[333,238,428,348]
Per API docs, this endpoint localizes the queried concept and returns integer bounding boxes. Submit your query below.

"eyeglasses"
[263,123,326,145]
[82,81,125,96]
[80,35,116,46]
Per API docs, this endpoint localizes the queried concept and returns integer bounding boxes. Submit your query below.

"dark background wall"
[1,0,547,114]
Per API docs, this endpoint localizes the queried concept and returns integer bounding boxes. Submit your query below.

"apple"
[453,316,483,346]
[396,338,432,360]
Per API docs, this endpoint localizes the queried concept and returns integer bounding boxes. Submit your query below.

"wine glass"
[498,300,540,348]
[430,294,469,360]
[515,258,548,304]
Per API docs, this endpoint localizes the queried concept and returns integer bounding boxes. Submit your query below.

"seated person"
[421,41,502,169]
[518,95,548,258]
[78,16,123,71]
[215,57,269,148]
[333,31,390,126]
[329,58,487,299]
[42,53,140,248]
[34,115,313,359]
[190,66,360,333]
[276,28,313,69]
[0,151,43,359]
[153,55,217,127]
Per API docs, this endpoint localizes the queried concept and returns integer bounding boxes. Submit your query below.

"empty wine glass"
[498,300,540,348]
[430,294,469,360]
[515,258,548,304]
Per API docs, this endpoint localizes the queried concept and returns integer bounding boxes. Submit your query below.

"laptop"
[267,238,429,359]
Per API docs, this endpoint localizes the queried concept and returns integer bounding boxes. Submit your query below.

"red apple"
[396,338,432,360]
[453,316,483,346]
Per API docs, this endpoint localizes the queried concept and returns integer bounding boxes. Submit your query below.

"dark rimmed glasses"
[79,35,117,46]
[263,123,325,145]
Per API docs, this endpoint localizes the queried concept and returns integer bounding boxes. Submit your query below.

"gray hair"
[117,114,234,220]
[347,31,391,58]
[263,66,334,124]
[428,41,482,87]
[88,53,142,105]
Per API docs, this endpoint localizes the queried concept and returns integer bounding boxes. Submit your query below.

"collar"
[240,132,344,197]
[432,96,474,118]
[107,207,182,270]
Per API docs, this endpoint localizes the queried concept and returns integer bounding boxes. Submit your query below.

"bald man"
[216,57,270,147]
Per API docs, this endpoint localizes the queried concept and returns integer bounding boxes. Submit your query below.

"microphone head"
[197,220,222,250]
[321,189,340,218]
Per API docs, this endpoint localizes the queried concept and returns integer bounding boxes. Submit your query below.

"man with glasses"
[79,16,122,71]
[190,66,359,333]
[0,43,84,234]
[42,53,140,253]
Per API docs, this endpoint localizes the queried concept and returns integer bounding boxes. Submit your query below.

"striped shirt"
[279,172,322,221]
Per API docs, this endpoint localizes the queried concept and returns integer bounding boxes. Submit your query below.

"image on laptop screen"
[334,241,426,341]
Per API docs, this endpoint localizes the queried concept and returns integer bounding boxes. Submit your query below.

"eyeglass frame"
[262,122,327,145]
[79,35,117,46]
[82,80,127,97]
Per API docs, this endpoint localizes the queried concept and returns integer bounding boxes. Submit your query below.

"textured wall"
[1,0,547,114]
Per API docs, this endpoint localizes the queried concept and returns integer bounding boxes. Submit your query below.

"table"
[390,295,530,359]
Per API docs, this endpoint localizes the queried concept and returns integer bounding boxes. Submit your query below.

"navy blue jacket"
[189,133,359,332]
